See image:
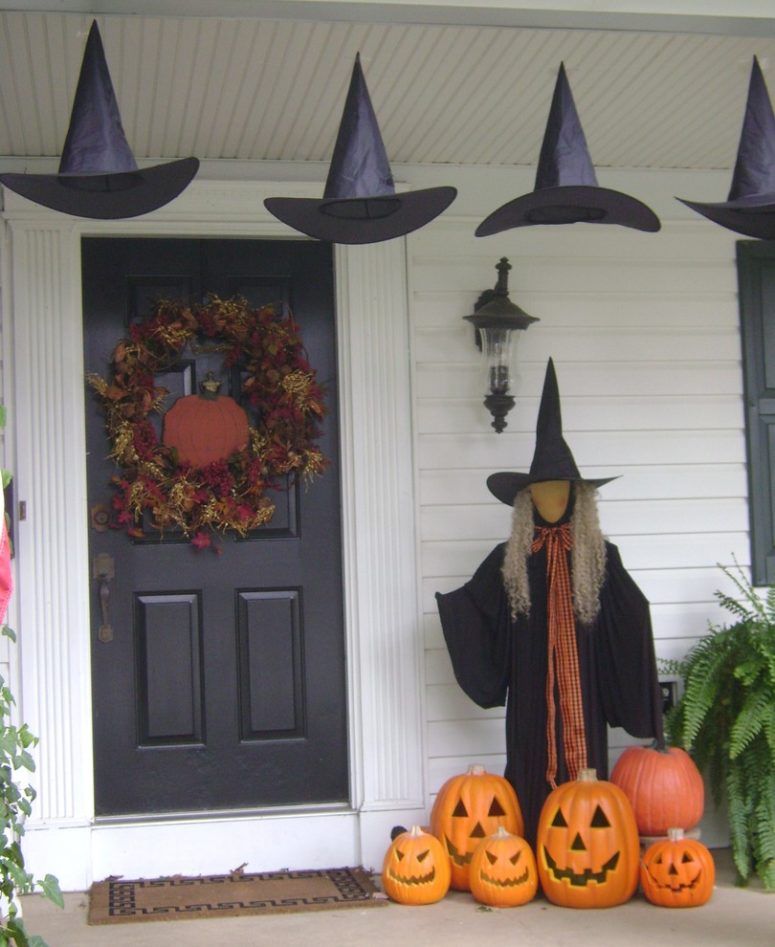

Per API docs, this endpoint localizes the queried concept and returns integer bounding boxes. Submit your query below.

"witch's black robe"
[435,518,664,845]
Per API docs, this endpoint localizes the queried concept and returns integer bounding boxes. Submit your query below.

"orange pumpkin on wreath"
[163,372,249,467]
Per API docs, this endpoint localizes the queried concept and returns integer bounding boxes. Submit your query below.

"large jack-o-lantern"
[469,826,538,908]
[381,825,451,905]
[430,764,524,891]
[536,768,639,908]
[640,828,715,908]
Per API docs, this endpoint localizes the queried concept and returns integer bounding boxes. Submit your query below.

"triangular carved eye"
[551,808,568,827]
[417,850,429,863]
[509,852,521,865]
[452,800,468,817]
[654,854,663,864]
[486,851,498,865]
[591,805,610,828]
[681,853,694,863]
[396,850,405,860]
[488,797,506,817]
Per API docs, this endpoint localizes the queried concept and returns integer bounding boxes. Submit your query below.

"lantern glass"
[479,326,518,396]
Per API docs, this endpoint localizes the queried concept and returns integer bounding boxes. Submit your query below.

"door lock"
[92,553,115,643]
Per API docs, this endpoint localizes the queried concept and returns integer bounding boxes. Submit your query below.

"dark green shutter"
[737,241,775,585]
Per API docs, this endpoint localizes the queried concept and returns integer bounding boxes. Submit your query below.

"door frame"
[1,180,427,890]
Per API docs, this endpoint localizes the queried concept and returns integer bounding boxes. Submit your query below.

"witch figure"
[435,358,664,844]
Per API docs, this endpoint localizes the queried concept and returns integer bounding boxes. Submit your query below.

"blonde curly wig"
[501,482,607,625]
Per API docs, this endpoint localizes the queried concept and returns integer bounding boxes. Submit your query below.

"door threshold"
[93,801,354,827]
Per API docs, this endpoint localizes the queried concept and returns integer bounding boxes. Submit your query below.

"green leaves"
[669,561,775,890]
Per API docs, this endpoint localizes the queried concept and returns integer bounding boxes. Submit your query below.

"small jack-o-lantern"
[469,826,538,908]
[430,764,524,891]
[382,825,451,905]
[536,768,639,908]
[611,745,704,837]
[640,828,715,908]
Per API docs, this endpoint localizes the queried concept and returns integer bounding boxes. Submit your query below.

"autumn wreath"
[88,295,327,549]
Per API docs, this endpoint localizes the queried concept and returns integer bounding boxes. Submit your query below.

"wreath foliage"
[88,295,327,549]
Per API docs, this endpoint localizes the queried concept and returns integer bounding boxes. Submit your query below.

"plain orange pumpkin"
[469,826,538,908]
[640,828,715,907]
[610,745,704,837]
[536,768,640,909]
[381,825,451,905]
[163,375,249,468]
[430,765,525,891]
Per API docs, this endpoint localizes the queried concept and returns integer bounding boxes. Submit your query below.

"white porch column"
[6,218,93,887]
[336,240,427,865]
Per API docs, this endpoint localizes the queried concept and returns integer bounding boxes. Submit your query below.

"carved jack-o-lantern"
[430,764,525,891]
[381,825,451,905]
[640,828,715,908]
[163,372,249,468]
[469,826,538,908]
[536,768,639,908]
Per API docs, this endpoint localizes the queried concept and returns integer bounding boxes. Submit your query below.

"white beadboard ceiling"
[0,6,774,171]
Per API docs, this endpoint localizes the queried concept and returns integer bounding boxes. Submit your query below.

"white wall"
[402,164,746,844]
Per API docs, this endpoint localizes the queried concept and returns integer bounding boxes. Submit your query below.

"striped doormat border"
[88,866,386,924]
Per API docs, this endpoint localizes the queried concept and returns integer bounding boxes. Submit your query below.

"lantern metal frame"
[464,257,538,433]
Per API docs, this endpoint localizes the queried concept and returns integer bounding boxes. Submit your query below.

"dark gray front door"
[83,237,347,815]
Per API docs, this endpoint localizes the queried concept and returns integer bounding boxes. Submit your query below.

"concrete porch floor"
[20,849,772,946]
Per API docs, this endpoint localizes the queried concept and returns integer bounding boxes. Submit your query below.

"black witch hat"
[0,21,198,219]
[264,54,456,244]
[476,63,660,237]
[677,57,775,240]
[487,357,617,506]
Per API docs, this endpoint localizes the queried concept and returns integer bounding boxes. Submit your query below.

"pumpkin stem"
[493,825,511,840]
[667,827,685,841]
[467,764,486,776]
[578,768,598,782]
[408,825,425,838]
[199,371,222,400]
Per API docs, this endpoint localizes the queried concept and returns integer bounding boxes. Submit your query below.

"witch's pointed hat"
[476,63,660,237]
[264,54,456,244]
[677,57,775,240]
[487,357,617,506]
[0,21,198,219]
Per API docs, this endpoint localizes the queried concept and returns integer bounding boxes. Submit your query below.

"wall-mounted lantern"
[464,257,538,433]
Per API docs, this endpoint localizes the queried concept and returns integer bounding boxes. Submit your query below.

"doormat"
[87,866,386,925]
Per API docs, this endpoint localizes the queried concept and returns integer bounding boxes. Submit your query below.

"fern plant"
[664,562,775,890]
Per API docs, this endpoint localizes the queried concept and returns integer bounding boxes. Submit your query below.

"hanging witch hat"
[0,21,198,219]
[677,57,775,240]
[264,54,456,244]
[487,357,617,506]
[475,63,660,237]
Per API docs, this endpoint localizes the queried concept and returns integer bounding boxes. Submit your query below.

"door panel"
[82,237,347,815]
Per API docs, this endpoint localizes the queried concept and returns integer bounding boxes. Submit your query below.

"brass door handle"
[92,553,115,643]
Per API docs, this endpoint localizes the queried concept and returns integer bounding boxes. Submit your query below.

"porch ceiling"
[0,2,773,172]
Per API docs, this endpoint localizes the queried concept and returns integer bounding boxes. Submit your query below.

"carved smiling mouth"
[445,838,473,867]
[646,869,701,892]
[543,849,620,887]
[388,866,437,886]
[479,866,530,888]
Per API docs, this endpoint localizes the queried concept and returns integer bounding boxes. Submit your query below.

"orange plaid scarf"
[531,523,588,788]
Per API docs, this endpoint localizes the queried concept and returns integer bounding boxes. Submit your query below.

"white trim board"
[2,180,426,890]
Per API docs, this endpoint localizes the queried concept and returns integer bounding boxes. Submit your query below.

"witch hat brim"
[0,21,198,219]
[0,158,199,220]
[677,59,775,239]
[486,357,617,506]
[476,184,660,236]
[476,63,660,236]
[264,55,456,243]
